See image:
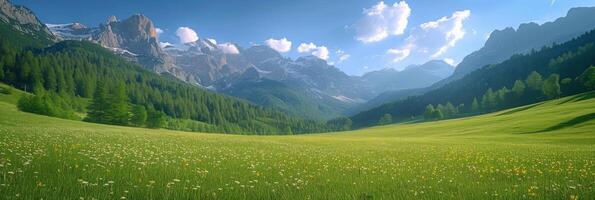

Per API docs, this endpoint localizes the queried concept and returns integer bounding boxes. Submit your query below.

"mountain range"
[354,6,595,113]
[46,14,454,119]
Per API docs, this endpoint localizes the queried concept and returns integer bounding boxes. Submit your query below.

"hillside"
[0,88,594,199]
[351,28,595,128]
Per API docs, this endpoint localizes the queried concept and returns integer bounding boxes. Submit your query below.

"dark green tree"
[471,98,480,113]
[526,71,543,90]
[130,105,147,127]
[577,66,595,89]
[86,80,110,123]
[512,80,526,96]
[146,107,166,128]
[542,74,561,99]
[106,82,130,125]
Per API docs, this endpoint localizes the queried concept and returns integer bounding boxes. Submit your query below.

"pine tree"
[146,107,166,128]
[130,105,147,127]
[86,80,110,123]
[107,82,130,125]
[471,98,479,113]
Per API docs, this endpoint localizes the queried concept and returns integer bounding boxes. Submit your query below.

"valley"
[1,0,594,199]
[0,89,594,199]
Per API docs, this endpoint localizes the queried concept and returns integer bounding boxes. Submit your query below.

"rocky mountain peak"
[0,0,55,40]
[106,15,118,24]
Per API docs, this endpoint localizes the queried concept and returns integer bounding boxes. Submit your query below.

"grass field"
[0,91,594,199]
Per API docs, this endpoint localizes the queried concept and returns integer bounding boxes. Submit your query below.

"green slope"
[0,92,593,199]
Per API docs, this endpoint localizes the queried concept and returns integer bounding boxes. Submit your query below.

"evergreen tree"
[542,74,561,99]
[471,98,480,113]
[130,105,147,127]
[86,80,110,123]
[106,82,130,125]
[146,107,166,129]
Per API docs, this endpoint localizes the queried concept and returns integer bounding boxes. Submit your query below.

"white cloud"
[443,58,455,66]
[339,54,350,61]
[159,42,173,48]
[386,10,470,62]
[336,50,350,63]
[354,1,411,43]
[297,42,317,53]
[176,27,199,44]
[312,46,329,60]
[206,38,217,45]
[265,38,292,53]
[386,48,411,62]
[217,43,240,54]
[420,10,470,57]
[155,28,164,35]
[297,42,329,60]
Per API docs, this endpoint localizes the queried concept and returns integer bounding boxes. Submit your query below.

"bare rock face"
[0,0,55,41]
[95,14,163,59]
[91,14,196,83]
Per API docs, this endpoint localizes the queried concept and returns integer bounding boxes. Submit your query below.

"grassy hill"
[0,91,593,199]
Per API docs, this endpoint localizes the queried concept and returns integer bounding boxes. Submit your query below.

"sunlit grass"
[0,92,594,199]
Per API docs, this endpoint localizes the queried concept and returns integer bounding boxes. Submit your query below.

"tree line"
[0,38,334,134]
[353,29,595,127]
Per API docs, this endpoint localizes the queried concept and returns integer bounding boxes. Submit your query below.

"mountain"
[355,7,595,114]
[213,52,368,119]
[47,13,453,120]
[447,7,595,82]
[0,0,55,47]
[361,60,453,95]
[350,28,595,128]
[48,15,195,83]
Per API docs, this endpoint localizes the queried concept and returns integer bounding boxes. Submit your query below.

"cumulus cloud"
[297,42,317,53]
[217,43,240,54]
[265,38,292,53]
[354,1,411,43]
[297,42,329,60]
[206,38,217,45]
[176,27,199,44]
[386,10,470,62]
[312,46,329,60]
[155,28,164,35]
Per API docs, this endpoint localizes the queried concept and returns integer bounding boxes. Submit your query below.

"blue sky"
[13,0,595,75]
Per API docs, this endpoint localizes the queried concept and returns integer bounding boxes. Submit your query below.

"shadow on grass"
[527,112,595,134]
[556,91,595,105]
[496,102,544,116]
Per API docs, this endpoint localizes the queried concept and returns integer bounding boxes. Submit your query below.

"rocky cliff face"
[48,14,196,83]
[0,0,55,42]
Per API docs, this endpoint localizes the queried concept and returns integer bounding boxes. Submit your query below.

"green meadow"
[0,89,594,199]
